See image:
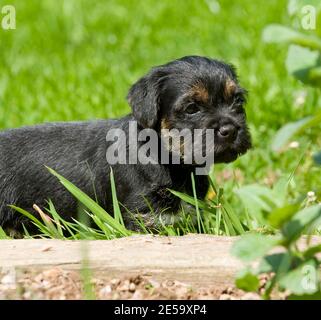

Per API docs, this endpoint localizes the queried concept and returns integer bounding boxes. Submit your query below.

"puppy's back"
[0,120,111,229]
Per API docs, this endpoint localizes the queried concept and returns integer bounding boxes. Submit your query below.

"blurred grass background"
[0,0,320,197]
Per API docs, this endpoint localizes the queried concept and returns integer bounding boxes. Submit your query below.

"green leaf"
[268,204,300,229]
[234,184,274,224]
[263,25,321,50]
[258,252,292,274]
[287,291,321,300]
[279,260,319,295]
[231,233,279,262]
[271,112,321,152]
[303,244,321,259]
[271,177,290,207]
[263,25,301,43]
[271,117,311,152]
[313,151,321,165]
[282,205,321,244]
[309,66,321,84]
[235,268,260,292]
[286,45,321,86]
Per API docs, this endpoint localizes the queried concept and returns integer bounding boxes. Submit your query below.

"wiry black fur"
[0,56,251,233]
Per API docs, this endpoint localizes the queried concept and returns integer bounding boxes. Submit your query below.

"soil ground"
[0,267,261,300]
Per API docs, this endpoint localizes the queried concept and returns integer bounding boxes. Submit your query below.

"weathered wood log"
[0,235,241,287]
[1,235,320,288]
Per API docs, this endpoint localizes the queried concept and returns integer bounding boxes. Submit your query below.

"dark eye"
[185,103,200,114]
[234,94,245,105]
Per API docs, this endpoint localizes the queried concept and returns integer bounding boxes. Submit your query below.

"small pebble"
[131,290,144,300]
[100,285,112,296]
[118,280,130,291]
[129,283,136,292]
[110,278,120,286]
[1,274,16,285]
[241,292,261,300]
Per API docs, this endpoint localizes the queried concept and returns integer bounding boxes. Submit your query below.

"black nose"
[218,124,237,141]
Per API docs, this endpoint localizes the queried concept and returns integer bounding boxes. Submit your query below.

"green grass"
[0,0,320,238]
[7,166,321,240]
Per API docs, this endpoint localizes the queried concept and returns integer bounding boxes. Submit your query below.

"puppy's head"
[127,56,251,164]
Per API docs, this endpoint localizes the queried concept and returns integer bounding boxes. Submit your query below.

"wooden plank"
[0,235,241,287]
[1,235,320,288]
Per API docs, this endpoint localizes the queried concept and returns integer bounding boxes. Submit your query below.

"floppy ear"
[127,69,166,128]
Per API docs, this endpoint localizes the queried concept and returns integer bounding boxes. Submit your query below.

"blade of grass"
[215,207,222,235]
[10,205,51,236]
[47,200,64,236]
[223,202,245,234]
[110,167,125,226]
[191,173,205,233]
[33,204,63,239]
[47,167,131,237]
[0,227,10,239]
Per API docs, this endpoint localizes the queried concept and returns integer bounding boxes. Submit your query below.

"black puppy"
[0,56,251,234]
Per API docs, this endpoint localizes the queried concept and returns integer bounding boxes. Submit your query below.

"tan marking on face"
[224,79,237,100]
[190,84,209,103]
[160,118,171,130]
[161,119,188,159]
